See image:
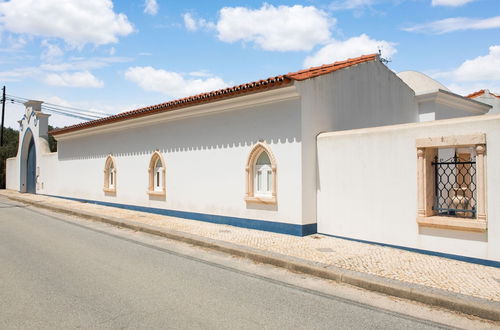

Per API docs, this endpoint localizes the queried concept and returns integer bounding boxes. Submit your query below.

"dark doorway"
[26,138,36,194]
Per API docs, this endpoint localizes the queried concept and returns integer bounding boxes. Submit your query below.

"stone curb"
[4,193,500,322]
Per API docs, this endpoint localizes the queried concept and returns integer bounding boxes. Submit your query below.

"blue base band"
[39,194,497,267]
[44,194,317,237]
[320,232,499,268]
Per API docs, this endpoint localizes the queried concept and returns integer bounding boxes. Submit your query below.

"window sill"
[103,188,116,194]
[417,216,487,232]
[148,190,166,197]
[244,196,276,204]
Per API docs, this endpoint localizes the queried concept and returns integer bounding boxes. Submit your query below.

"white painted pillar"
[475,144,487,221]
[417,148,425,217]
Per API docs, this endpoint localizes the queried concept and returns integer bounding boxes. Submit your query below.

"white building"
[6,54,499,264]
[397,71,492,121]
[466,89,500,114]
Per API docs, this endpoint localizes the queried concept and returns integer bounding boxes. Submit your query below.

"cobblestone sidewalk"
[2,190,499,303]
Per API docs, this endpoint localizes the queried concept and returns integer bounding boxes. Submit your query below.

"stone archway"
[26,138,36,193]
[19,128,36,194]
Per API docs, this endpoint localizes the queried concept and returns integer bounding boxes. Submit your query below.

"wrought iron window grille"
[432,154,477,218]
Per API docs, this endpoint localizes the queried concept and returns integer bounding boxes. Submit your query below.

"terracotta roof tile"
[466,89,500,99]
[287,53,378,81]
[466,90,486,98]
[50,54,378,136]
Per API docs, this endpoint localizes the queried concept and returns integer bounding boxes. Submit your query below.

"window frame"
[103,155,117,194]
[254,155,273,197]
[245,142,277,204]
[416,134,487,232]
[148,151,166,197]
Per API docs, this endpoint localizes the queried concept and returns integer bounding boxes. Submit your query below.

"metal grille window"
[416,135,487,231]
[432,154,477,218]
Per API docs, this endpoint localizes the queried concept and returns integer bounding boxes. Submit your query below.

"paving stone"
[4,191,499,302]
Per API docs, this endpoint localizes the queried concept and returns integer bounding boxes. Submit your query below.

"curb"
[4,193,500,322]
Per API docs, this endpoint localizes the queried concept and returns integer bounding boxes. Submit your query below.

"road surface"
[0,196,494,329]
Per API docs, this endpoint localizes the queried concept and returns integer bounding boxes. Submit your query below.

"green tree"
[0,126,58,189]
[0,127,19,189]
[48,125,57,152]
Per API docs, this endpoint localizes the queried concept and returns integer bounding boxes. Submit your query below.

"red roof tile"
[466,89,500,99]
[466,90,486,98]
[50,54,378,136]
[287,53,378,80]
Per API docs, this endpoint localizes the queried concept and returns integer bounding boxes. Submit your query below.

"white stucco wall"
[418,99,487,121]
[317,114,500,261]
[5,157,18,190]
[296,60,418,226]
[474,94,500,115]
[32,61,420,230]
[41,95,304,226]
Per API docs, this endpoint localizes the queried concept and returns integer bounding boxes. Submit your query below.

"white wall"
[41,97,304,225]
[317,114,500,261]
[6,157,18,190]
[475,94,500,115]
[418,100,484,120]
[297,60,418,226]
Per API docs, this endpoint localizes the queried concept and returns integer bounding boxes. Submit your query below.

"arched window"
[255,152,272,197]
[148,151,166,196]
[245,142,277,204]
[103,155,116,194]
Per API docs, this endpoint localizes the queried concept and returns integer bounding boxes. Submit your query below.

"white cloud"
[183,13,197,31]
[452,46,500,82]
[404,15,500,34]
[44,71,104,88]
[6,35,29,49]
[0,67,37,82]
[304,34,396,67]
[0,56,131,84]
[434,46,500,82]
[183,13,215,32]
[43,95,113,118]
[2,97,86,129]
[45,95,73,108]
[42,96,90,127]
[431,46,500,95]
[330,0,375,10]
[125,66,229,98]
[446,83,500,96]
[41,40,64,62]
[0,0,134,47]
[144,0,158,15]
[215,4,334,51]
[40,56,132,72]
[2,94,141,129]
[431,0,476,6]
[189,70,213,78]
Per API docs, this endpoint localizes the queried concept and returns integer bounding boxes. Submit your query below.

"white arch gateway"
[9,101,51,193]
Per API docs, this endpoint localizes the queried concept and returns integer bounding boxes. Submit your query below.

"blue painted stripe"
[320,232,500,268]
[44,194,317,237]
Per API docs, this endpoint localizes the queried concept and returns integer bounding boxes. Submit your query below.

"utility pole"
[0,86,5,146]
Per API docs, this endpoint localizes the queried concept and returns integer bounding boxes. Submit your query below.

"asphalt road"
[0,197,467,329]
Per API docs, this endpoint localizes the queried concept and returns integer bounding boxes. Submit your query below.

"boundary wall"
[317,114,500,262]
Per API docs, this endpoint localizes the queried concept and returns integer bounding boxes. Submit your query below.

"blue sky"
[0,0,499,128]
